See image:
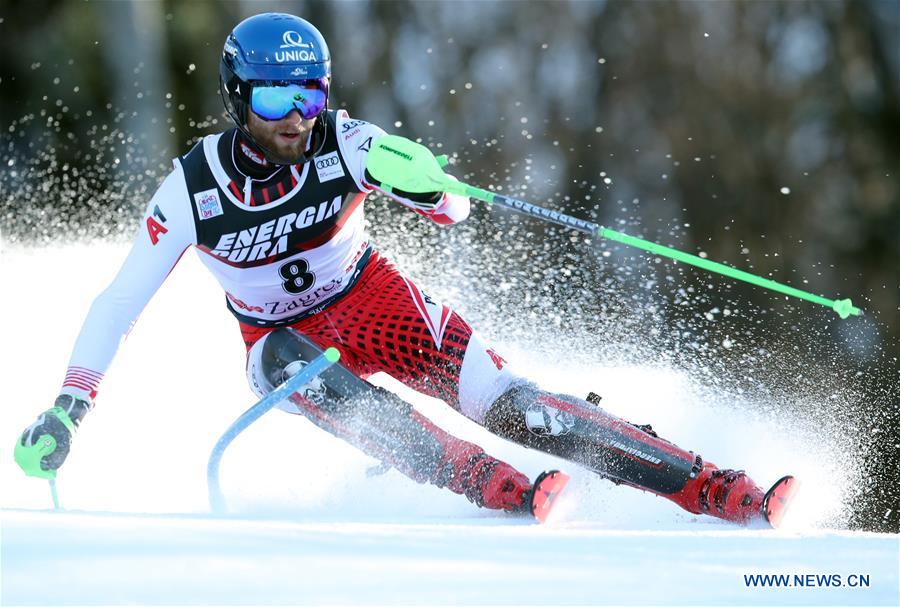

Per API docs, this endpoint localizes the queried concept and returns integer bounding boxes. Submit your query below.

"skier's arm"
[62,165,196,400]
[15,165,196,479]
[335,112,470,225]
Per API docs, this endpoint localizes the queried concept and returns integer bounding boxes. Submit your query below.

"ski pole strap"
[207,347,340,512]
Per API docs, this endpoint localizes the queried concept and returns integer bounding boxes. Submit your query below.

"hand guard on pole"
[14,394,92,479]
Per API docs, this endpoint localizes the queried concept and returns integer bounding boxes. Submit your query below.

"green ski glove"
[15,394,92,479]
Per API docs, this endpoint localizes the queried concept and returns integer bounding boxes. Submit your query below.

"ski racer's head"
[220,13,331,165]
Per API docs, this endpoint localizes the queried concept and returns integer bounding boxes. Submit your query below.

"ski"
[530,470,570,523]
[761,475,800,529]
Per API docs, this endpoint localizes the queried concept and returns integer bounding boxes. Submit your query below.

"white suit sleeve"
[61,165,196,399]
[335,111,470,225]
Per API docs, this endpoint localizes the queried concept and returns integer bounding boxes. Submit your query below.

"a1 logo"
[146,205,168,245]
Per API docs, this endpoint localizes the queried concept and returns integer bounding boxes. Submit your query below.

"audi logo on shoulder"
[316,156,339,169]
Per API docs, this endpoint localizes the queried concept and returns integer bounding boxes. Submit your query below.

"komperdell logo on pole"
[377,142,414,161]
[365,135,864,320]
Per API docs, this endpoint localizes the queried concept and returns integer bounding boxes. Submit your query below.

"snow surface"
[1,243,898,606]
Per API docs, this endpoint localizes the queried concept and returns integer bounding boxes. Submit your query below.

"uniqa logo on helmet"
[276,30,317,62]
[275,49,318,62]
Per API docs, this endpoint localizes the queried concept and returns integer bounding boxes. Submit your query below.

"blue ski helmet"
[220,13,332,164]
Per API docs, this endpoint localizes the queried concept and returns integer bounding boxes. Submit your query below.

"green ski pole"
[49,479,60,510]
[366,135,863,319]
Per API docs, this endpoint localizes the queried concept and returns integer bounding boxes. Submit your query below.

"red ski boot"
[440,449,532,511]
[667,461,766,525]
[480,465,570,524]
[470,455,534,511]
[448,451,570,523]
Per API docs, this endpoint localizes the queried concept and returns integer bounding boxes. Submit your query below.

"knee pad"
[483,383,577,446]
[246,328,329,411]
[246,330,451,480]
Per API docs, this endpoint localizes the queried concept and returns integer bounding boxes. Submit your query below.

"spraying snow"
[1,242,896,605]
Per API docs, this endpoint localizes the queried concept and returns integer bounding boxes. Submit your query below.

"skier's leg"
[251,250,766,523]
[243,327,532,512]
[366,295,768,525]
[479,379,767,525]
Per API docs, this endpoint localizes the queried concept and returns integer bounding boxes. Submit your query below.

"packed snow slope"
[1,243,897,606]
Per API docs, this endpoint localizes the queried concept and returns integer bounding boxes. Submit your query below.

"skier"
[15,13,794,525]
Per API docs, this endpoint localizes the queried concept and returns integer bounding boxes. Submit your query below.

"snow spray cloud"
[1,87,896,531]
[365,137,898,532]
[0,82,220,247]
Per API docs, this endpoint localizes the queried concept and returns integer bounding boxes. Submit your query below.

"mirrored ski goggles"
[250,79,328,121]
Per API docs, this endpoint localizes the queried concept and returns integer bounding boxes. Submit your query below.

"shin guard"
[484,383,703,495]
[251,328,532,511]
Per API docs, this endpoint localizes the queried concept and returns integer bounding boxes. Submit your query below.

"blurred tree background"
[1,0,897,530]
